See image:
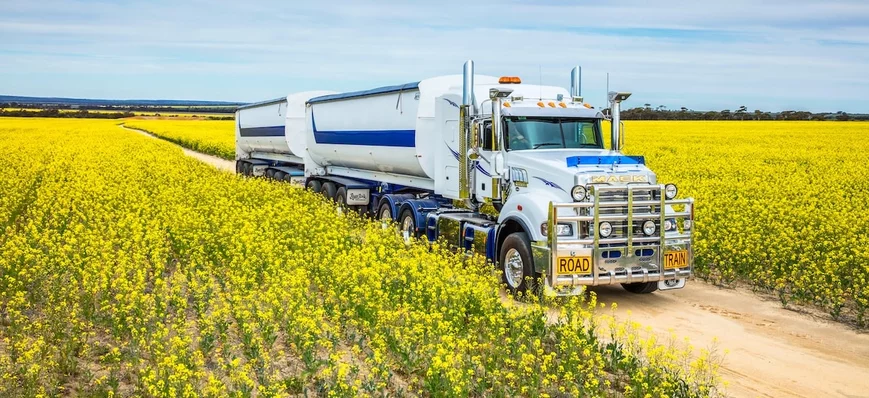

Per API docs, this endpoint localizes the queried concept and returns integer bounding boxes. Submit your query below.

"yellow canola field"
[123,119,236,160]
[619,121,869,322]
[0,118,721,397]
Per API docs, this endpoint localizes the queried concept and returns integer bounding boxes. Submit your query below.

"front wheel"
[621,282,658,294]
[499,232,539,296]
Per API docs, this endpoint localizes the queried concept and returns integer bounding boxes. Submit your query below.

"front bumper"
[538,184,694,295]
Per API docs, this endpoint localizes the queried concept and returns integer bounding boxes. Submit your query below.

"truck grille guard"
[544,184,694,292]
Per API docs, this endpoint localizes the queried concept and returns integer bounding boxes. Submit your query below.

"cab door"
[474,120,496,202]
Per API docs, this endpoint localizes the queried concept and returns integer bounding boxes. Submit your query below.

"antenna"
[539,65,543,100]
[606,72,610,109]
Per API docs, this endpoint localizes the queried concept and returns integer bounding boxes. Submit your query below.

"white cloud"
[0,0,866,111]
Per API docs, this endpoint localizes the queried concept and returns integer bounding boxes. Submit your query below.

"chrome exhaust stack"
[463,60,476,115]
[570,66,582,101]
[608,91,632,151]
[459,60,475,199]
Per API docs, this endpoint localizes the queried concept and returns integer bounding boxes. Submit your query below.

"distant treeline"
[0,108,134,119]
[0,95,242,107]
[1,102,235,115]
[619,105,867,121]
[0,106,235,120]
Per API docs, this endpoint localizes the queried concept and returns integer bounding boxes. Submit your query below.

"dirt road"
[124,125,868,397]
[591,282,869,397]
[119,124,235,171]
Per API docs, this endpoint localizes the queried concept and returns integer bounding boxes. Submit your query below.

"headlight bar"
[547,184,694,286]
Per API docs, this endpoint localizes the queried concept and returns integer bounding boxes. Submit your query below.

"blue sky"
[1,0,868,112]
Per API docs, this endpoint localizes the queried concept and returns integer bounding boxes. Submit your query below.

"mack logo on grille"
[591,175,648,183]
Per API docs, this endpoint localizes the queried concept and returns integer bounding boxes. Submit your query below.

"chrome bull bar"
[544,184,694,291]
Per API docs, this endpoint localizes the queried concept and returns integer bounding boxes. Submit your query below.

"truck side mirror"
[493,152,507,176]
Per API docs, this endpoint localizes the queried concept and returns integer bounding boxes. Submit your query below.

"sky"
[1,0,868,112]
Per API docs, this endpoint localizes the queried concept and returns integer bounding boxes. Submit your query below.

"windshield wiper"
[533,142,562,149]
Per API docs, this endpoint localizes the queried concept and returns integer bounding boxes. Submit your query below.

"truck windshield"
[504,117,601,151]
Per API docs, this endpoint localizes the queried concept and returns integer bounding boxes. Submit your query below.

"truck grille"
[582,186,662,246]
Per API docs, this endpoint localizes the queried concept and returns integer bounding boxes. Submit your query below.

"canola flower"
[615,121,869,324]
[123,119,236,160]
[0,118,721,397]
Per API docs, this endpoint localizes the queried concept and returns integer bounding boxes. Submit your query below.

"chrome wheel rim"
[380,207,392,220]
[401,215,414,235]
[504,248,524,288]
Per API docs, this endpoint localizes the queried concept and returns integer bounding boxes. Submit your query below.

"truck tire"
[377,201,393,221]
[265,168,276,179]
[321,182,338,200]
[306,179,322,193]
[273,171,287,181]
[621,282,659,294]
[243,162,254,176]
[235,160,246,175]
[399,208,418,238]
[335,187,348,207]
[281,174,293,183]
[500,232,539,296]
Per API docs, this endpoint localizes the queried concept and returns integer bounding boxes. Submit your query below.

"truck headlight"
[571,185,587,201]
[542,222,574,237]
[664,218,677,232]
[642,220,656,236]
[599,221,612,238]
[664,184,678,199]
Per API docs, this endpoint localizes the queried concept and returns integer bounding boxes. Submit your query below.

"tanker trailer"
[238,61,696,297]
[235,91,334,183]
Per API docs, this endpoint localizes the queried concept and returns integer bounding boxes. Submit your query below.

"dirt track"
[591,282,869,397]
[125,125,869,397]
[120,124,235,171]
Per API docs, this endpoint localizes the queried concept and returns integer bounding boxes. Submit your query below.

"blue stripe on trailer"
[314,130,415,147]
[308,82,420,104]
[239,126,284,137]
[312,112,415,147]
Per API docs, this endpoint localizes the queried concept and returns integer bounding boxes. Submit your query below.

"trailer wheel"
[399,208,418,238]
[273,171,287,181]
[281,173,293,183]
[621,282,659,294]
[265,168,276,179]
[235,161,246,175]
[377,201,393,221]
[500,232,539,297]
[321,182,337,200]
[243,162,253,176]
[306,179,322,193]
[335,187,348,207]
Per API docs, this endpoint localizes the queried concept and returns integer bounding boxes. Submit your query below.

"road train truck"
[235,61,694,296]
